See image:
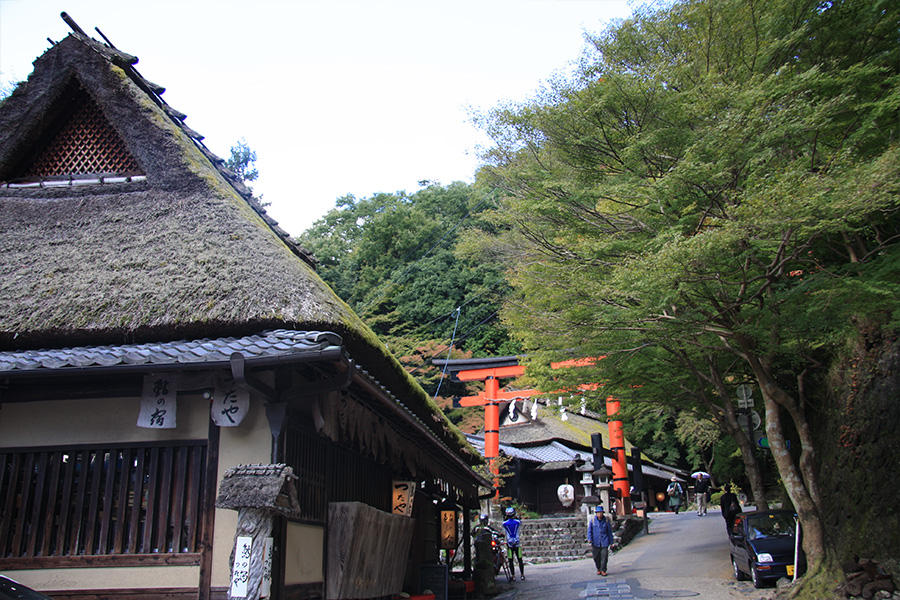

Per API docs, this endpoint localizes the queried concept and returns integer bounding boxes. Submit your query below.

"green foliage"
[296,182,521,413]
[0,75,17,102]
[225,138,259,185]
[475,0,898,573]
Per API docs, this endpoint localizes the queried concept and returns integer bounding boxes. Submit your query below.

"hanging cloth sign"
[230,536,252,598]
[211,373,250,427]
[261,537,274,598]
[138,373,178,429]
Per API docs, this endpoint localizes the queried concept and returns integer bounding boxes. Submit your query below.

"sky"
[1,0,633,236]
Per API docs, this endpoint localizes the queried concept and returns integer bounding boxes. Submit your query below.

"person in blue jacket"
[502,507,526,581]
[587,505,614,576]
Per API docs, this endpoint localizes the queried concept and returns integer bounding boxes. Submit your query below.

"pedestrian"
[587,505,614,576]
[720,488,742,533]
[502,507,526,581]
[666,477,684,514]
[695,476,711,516]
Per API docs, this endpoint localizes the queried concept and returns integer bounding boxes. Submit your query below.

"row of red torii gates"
[433,355,633,514]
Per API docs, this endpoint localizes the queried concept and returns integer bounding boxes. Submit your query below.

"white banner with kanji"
[138,374,178,428]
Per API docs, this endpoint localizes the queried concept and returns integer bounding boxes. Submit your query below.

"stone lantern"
[577,461,598,518]
[594,465,613,516]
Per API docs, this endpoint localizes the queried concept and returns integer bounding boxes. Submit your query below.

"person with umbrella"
[693,472,711,516]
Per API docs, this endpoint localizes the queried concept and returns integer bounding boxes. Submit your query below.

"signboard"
[138,374,177,428]
[439,509,457,549]
[419,564,449,600]
[737,384,754,409]
[391,480,415,517]
[758,437,791,449]
[230,536,252,598]
[737,410,761,431]
[211,374,250,427]
[261,537,274,598]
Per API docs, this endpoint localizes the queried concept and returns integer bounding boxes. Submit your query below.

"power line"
[432,307,461,401]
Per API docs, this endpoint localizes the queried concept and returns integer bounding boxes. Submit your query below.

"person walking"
[720,488,742,533]
[666,477,684,514]
[502,507,526,581]
[695,476,711,516]
[587,505,614,576]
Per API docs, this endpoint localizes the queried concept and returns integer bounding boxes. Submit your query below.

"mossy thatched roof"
[0,28,480,466]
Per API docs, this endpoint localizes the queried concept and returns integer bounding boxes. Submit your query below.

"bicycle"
[499,549,513,583]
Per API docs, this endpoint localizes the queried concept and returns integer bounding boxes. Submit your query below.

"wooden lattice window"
[20,83,142,178]
[0,441,207,559]
[283,418,391,524]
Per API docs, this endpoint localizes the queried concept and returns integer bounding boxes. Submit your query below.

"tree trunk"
[721,405,769,511]
[742,348,834,571]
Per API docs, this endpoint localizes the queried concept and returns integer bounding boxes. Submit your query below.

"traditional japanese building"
[0,15,486,600]
[466,400,685,514]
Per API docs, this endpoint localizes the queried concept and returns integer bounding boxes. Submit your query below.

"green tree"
[476,0,899,591]
[225,138,259,190]
[296,182,521,407]
[0,76,16,102]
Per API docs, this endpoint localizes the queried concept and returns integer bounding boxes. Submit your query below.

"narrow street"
[491,508,770,600]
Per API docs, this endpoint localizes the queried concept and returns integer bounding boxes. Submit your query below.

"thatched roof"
[216,464,302,518]
[0,22,480,467]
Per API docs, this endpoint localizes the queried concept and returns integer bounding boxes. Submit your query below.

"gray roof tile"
[0,329,343,374]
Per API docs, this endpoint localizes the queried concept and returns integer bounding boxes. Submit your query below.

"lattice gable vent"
[18,81,142,180]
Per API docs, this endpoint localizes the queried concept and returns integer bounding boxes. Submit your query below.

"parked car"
[729,509,805,588]
[0,575,54,600]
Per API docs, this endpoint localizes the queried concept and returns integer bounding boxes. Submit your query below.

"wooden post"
[229,508,274,600]
[216,464,302,600]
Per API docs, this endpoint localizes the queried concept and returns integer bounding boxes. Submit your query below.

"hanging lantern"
[438,500,458,549]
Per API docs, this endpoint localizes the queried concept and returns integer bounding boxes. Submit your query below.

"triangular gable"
[0,34,195,190]
[13,78,142,180]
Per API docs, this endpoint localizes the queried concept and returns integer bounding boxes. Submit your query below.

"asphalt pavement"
[490,508,774,600]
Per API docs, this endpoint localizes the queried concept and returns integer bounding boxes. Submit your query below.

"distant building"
[0,16,485,600]
[468,397,686,514]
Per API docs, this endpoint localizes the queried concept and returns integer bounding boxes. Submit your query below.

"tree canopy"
[473,0,899,588]
[296,182,521,430]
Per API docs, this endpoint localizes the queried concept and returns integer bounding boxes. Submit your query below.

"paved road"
[491,508,770,600]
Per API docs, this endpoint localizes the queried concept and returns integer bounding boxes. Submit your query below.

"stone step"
[516,517,590,564]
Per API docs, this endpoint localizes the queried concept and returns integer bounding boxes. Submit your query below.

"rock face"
[816,330,900,562]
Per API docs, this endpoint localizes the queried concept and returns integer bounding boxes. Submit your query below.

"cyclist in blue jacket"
[502,507,526,581]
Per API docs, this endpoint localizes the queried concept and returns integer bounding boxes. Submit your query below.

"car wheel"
[732,557,747,581]
[751,565,764,588]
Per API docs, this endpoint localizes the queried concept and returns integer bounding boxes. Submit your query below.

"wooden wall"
[325,502,414,600]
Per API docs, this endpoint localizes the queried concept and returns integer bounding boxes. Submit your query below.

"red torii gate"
[432,355,631,512]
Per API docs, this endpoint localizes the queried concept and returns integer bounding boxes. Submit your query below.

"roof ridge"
[49,17,317,268]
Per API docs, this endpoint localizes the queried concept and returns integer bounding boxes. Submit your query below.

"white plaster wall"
[285,522,324,585]
[0,394,208,446]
